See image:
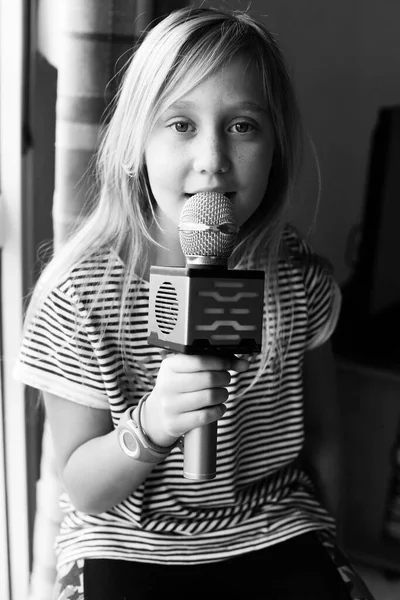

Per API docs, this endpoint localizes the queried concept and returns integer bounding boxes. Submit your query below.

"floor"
[355,564,400,600]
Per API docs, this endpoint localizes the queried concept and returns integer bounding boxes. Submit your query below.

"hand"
[142,354,250,448]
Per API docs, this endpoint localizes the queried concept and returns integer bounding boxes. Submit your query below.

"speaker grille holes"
[155,282,178,334]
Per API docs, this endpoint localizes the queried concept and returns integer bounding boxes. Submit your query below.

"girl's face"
[144,55,275,235]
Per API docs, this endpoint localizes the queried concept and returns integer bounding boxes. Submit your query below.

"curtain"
[53,0,188,248]
[30,2,188,599]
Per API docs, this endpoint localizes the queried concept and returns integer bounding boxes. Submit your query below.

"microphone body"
[147,193,264,480]
[147,265,264,354]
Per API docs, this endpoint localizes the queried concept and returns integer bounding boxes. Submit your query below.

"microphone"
[147,192,265,480]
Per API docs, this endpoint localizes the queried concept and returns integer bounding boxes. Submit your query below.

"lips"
[185,191,235,199]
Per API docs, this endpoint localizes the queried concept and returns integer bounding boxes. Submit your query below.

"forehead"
[165,55,267,112]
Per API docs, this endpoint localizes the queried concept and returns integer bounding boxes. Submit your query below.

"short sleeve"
[13,282,109,409]
[286,228,342,351]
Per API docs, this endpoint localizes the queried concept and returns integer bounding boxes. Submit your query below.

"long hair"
[26,6,304,374]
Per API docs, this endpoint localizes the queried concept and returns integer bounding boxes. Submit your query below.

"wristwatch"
[117,394,178,463]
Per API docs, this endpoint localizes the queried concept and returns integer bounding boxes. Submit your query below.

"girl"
[14,6,374,600]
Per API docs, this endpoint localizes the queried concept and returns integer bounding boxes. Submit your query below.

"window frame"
[0,0,32,598]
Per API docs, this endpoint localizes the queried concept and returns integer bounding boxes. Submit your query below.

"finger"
[231,357,251,372]
[172,387,230,413]
[168,402,228,437]
[159,349,175,361]
[165,353,250,373]
[170,370,231,393]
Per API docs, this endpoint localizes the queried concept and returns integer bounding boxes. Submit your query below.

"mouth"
[185,192,235,201]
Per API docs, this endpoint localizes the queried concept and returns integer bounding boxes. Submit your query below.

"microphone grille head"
[178,192,238,265]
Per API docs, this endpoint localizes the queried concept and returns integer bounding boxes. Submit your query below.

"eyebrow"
[166,100,269,116]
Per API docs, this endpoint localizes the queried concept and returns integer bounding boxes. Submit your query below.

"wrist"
[117,394,178,463]
[142,392,180,448]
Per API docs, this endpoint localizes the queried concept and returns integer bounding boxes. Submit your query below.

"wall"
[199,0,400,284]
[38,0,400,283]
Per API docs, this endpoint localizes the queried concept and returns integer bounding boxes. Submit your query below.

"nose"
[192,131,230,174]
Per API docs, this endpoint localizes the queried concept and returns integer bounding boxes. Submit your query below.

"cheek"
[145,140,166,176]
[244,147,274,193]
[235,148,274,224]
[237,141,273,173]
[145,154,170,197]
[145,141,185,189]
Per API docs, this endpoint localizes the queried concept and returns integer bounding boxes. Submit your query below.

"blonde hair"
[26,6,304,375]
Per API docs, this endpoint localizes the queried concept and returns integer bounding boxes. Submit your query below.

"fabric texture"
[52,532,375,600]
[16,226,341,570]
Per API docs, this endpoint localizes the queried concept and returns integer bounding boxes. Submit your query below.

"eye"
[170,121,195,133]
[230,121,255,134]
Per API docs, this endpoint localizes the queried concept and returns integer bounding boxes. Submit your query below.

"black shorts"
[53,531,375,600]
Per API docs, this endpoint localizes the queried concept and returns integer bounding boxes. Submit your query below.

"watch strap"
[117,393,178,463]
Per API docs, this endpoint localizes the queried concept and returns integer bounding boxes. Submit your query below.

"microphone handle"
[183,421,217,480]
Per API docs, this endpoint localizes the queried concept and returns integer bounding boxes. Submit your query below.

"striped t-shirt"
[14,226,341,568]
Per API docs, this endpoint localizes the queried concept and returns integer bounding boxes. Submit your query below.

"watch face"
[119,429,140,459]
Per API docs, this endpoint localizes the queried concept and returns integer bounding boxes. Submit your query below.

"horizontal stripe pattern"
[15,226,340,567]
